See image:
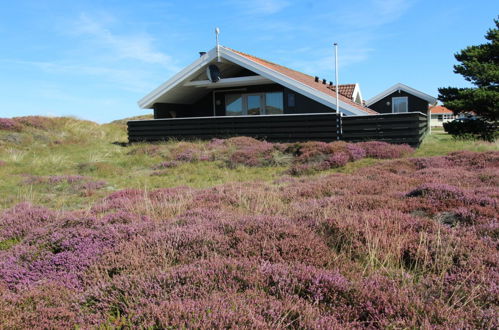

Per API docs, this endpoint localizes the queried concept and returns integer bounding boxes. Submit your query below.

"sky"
[0,0,497,123]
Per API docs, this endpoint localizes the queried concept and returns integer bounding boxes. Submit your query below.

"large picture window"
[225,92,283,116]
[392,97,408,113]
[225,94,243,116]
[265,92,284,114]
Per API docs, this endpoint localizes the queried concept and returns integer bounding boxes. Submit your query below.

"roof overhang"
[365,83,437,107]
[183,75,273,88]
[138,46,372,116]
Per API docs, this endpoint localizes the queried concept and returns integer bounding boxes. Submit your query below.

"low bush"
[0,118,22,131]
[151,137,414,175]
[443,118,497,142]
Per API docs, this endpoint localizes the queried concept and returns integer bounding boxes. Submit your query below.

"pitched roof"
[138,46,376,115]
[365,83,437,106]
[329,84,356,99]
[430,105,454,114]
[228,48,377,115]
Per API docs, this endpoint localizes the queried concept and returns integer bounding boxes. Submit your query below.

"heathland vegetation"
[0,116,497,328]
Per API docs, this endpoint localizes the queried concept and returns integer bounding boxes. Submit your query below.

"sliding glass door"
[225,92,283,116]
[246,94,263,115]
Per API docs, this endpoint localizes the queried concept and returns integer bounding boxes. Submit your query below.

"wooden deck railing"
[128,112,427,146]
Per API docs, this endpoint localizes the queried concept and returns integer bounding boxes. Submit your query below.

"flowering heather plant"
[326,151,350,168]
[346,143,366,161]
[0,118,22,131]
[359,141,414,159]
[0,147,498,328]
[12,116,56,130]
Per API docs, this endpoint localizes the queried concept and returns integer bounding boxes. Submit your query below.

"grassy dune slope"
[0,116,497,328]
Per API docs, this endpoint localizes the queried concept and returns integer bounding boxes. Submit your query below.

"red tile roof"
[329,84,357,99]
[228,48,377,115]
[430,105,454,114]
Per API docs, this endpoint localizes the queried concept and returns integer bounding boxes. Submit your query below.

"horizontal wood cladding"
[342,112,427,146]
[128,114,341,143]
[128,112,427,146]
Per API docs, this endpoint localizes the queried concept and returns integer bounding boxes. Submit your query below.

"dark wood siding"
[129,113,341,142]
[128,112,428,146]
[342,112,427,146]
[369,91,429,115]
[283,87,334,114]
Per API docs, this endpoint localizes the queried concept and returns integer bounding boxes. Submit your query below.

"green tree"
[438,18,499,121]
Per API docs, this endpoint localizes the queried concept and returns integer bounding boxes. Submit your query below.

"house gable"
[365,83,436,115]
[138,46,376,116]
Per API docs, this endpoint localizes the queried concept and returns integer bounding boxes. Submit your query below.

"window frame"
[224,92,283,116]
[391,96,408,113]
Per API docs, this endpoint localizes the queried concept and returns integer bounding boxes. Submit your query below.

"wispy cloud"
[71,13,178,70]
[336,0,413,29]
[0,59,158,93]
[285,0,414,75]
[226,0,290,15]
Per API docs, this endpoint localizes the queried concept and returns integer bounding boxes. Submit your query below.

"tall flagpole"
[334,43,339,114]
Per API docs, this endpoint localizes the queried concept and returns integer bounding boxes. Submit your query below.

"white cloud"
[337,0,413,29]
[0,59,159,93]
[71,13,178,71]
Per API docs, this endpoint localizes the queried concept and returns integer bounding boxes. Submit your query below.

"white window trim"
[392,96,408,113]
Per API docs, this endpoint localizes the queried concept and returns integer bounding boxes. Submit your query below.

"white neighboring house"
[429,105,457,127]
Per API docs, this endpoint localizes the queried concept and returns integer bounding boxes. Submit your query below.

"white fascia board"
[220,47,369,116]
[366,83,437,106]
[137,48,218,109]
[184,75,273,88]
[352,83,363,103]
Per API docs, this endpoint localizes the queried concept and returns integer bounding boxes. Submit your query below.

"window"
[225,92,283,116]
[225,94,243,116]
[266,92,284,114]
[246,94,262,115]
[392,97,408,113]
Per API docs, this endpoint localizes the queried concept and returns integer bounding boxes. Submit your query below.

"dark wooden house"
[129,48,428,145]
[365,83,437,115]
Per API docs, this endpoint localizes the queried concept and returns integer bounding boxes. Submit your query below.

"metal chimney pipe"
[215,27,221,62]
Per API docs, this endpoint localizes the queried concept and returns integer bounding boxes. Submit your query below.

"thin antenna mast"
[215,27,221,62]
[334,43,339,114]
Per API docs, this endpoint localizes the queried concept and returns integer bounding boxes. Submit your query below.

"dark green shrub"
[443,118,497,142]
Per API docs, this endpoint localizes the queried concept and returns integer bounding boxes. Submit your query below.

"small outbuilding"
[365,83,437,115]
[429,105,457,127]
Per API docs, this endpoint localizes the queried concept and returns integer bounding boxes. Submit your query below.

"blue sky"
[0,0,497,123]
